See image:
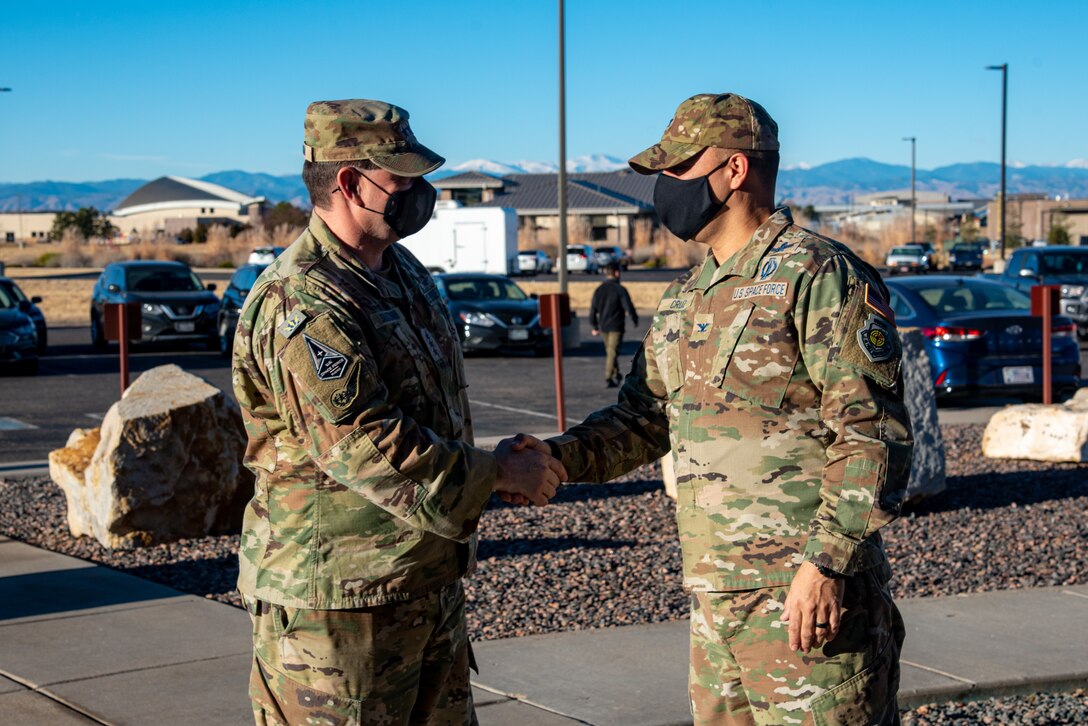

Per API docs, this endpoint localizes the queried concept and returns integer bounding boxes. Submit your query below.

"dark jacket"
[590,278,638,333]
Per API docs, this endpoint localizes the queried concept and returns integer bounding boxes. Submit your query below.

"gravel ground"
[2,423,1086,723]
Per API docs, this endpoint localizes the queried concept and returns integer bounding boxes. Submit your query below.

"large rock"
[982,388,1088,462]
[900,330,947,503]
[48,364,253,549]
[659,331,946,503]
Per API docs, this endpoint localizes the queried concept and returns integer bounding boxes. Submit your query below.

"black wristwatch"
[814,563,846,579]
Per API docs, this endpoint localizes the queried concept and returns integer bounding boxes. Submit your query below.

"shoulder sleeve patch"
[279,313,378,425]
[831,283,901,388]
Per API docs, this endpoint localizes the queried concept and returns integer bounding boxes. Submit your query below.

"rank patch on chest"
[303,334,349,380]
[277,310,308,339]
[857,314,895,363]
[731,282,789,301]
[690,313,714,341]
[420,329,446,363]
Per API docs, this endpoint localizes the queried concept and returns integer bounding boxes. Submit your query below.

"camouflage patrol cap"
[303,99,445,177]
[629,93,779,175]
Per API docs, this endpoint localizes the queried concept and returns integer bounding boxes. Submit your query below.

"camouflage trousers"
[688,567,904,726]
[245,580,478,726]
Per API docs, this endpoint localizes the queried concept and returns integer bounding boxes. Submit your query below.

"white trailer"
[401,201,517,275]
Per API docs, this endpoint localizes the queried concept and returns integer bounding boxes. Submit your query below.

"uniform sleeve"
[256,292,496,543]
[624,287,639,326]
[590,287,601,329]
[795,256,913,576]
[547,332,670,482]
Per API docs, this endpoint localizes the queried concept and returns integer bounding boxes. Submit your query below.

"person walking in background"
[590,262,639,387]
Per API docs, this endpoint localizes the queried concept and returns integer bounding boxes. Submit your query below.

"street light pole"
[987,64,1008,259]
[556,0,568,294]
[903,136,916,243]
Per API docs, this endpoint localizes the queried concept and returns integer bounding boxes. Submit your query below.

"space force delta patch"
[857,314,896,363]
[303,334,348,381]
[731,281,789,301]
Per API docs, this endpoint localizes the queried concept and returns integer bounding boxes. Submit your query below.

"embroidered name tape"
[731,282,789,301]
[658,297,691,312]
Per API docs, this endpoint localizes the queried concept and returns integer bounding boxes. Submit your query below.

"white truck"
[401,201,518,275]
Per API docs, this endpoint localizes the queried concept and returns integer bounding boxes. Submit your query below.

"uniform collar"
[307,213,405,299]
[684,207,793,292]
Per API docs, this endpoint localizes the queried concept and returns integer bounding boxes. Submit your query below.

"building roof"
[434,171,505,189]
[472,170,656,215]
[113,176,265,217]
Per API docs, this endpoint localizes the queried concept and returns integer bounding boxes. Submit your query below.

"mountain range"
[4,157,1088,211]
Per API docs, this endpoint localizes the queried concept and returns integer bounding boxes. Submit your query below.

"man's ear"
[335,166,363,205]
[726,152,750,192]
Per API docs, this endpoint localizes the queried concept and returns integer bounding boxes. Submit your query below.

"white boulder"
[48,364,252,549]
[982,388,1088,462]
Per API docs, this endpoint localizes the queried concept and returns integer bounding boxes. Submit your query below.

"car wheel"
[90,312,107,350]
[17,358,38,376]
[37,329,48,356]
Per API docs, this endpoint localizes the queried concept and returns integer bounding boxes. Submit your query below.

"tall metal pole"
[556,0,568,294]
[987,64,1008,259]
[903,136,916,243]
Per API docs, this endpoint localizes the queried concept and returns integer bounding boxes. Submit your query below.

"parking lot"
[3,308,1087,465]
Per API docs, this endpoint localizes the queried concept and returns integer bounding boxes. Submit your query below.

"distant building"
[0,212,60,243]
[812,190,984,238]
[434,170,656,248]
[110,176,267,238]
[987,194,1088,245]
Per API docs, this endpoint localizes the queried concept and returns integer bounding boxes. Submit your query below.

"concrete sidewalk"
[1,536,1085,726]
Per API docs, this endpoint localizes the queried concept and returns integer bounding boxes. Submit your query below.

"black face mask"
[652,159,733,241]
[357,172,437,239]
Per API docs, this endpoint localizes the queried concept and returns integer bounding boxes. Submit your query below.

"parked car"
[434,273,551,355]
[980,246,1088,338]
[0,282,38,375]
[90,261,220,350]
[566,245,599,274]
[0,276,47,354]
[516,249,553,276]
[947,243,984,272]
[913,241,938,270]
[885,245,928,275]
[217,263,267,356]
[885,275,1081,400]
[248,246,286,265]
[593,245,632,270]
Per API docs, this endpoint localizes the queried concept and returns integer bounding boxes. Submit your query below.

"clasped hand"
[493,433,566,506]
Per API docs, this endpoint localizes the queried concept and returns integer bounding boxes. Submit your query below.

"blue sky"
[2,0,1086,183]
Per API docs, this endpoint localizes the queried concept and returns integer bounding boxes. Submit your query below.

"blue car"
[216,263,267,356]
[885,275,1081,400]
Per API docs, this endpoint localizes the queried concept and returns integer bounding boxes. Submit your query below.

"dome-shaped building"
[111,176,266,237]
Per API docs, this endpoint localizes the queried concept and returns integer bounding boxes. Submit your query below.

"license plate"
[175,322,196,333]
[509,328,529,341]
[1002,366,1034,384]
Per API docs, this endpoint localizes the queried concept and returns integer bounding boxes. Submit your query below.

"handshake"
[492,433,567,507]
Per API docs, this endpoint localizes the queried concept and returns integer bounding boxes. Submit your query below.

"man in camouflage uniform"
[233,99,565,726]
[526,94,912,724]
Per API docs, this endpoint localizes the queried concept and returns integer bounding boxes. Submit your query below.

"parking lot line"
[469,400,558,421]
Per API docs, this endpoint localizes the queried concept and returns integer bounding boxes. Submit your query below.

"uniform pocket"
[809,631,897,726]
[251,655,362,726]
[651,312,686,393]
[720,305,799,409]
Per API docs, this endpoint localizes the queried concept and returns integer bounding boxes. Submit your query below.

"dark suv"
[90,261,220,349]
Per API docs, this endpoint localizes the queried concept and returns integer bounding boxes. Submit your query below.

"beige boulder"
[982,389,1088,462]
[48,364,253,549]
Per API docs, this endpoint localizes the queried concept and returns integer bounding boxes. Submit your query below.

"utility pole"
[556,0,568,294]
[903,136,916,243]
[987,64,1008,259]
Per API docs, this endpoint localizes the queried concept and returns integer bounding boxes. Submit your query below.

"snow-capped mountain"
[449,155,626,175]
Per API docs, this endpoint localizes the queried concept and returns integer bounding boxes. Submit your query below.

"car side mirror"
[1019,268,1037,279]
[530,293,539,300]
[31,296,42,304]
[107,284,121,293]
[207,283,217,292]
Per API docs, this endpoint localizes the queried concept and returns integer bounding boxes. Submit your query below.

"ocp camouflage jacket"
[233,215,496,608]
[550,208,913,591]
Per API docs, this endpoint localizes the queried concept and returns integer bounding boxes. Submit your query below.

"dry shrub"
[59,229,90,267]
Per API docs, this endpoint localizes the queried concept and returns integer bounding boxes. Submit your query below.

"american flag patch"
[865,283,895,324]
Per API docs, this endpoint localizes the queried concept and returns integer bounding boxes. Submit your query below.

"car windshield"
[125,267,203,292]
[891,247,923,255]
[445,278,528,302]
[915,281,1030,314]
[0,285,14,309]
[1040,253,1088,275]
[232,266,265,292]
[2,281,28,302]
[951,244,978,252]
